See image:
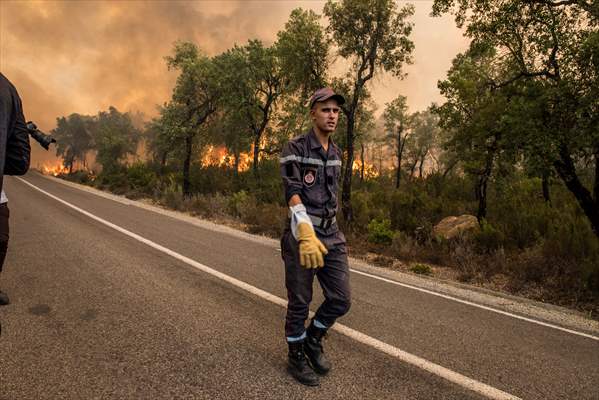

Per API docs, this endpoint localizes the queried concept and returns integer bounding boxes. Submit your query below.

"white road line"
[18,177,522,400]
[28,173,599,341]
[37,173,599,341]
[350,269,599,342]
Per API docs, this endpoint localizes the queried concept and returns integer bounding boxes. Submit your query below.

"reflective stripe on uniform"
[309,214,336,227]
[287,209,336,227]
[280,155,342,167]
[280,155,323,166]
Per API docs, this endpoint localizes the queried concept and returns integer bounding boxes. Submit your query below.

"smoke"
[0,0,467,167]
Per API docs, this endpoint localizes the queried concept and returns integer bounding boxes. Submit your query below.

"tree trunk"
[475,174,489,221]
[418,153,426,178]
[594,150,599,202]
[182,134,192,198]
[159,151,168,176]
[442,159,458,179]
[409,159,418,178]
[234,149,240,178]
[395,125,403,189]
[554,146,599,238]
[476,137,498,222]
[542,172,551,204]
[252,133,260,177]
[341,114,355,224]
[360,143,365,183]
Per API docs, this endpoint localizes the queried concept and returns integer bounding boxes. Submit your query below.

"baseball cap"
[308,87,345,109]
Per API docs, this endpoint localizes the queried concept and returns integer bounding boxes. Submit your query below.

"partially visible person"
[0,73,32,307]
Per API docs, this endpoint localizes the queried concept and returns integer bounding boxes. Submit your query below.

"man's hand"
[297,223,328,268]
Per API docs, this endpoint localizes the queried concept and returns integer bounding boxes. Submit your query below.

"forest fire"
[201,146,251,171]
[40,161,69,176]
[353,160,380,178]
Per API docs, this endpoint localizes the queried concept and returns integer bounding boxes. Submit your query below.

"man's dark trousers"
[0,204,8,273]
[281,226,351,338]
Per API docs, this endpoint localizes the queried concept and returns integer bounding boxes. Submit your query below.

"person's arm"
[4,84,30,176]
[280,142,327,268]
[281,141,303,205]
[281,142,310,237]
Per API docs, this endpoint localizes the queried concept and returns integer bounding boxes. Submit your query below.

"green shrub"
[239,200,286,237]
[390,231,418,259]
[487,177,554,249]
[228,190,251,218]
[390,190,424,233]
[351,190,389,232]
[190,164,234,195]
[186,193,229,218]
[389,188,447,234]
[61,170,93,184]
[410,263,432,275]
[159,179,184,210]
[542,211,599,261]
[473,219,505,253]
[367,218,394,245]
[95,168,128,194]
[126,162,157,194]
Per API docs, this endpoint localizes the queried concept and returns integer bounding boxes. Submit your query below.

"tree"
[276,8,330,138]
[215,41,285,176]
[435,44,517,221]
[145,111,170,171]
[92,106,140,174]
[324,0,415,223]
[383,95,410,188]
[164,41,219,196]
[432,0,599,235]
[206,107,253,179]
[276,8,329,96]
[51,113,93,173]
[405,109,442,179]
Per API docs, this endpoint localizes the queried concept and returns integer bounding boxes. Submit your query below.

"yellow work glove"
[297,222,328,269]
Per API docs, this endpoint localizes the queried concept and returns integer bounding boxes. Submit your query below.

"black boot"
[305,321,332,375]
[288,340,319,386]
[0,290,9,306]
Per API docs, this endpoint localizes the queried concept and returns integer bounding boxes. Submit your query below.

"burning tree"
[159,41,220,197]
[51,113,94,173]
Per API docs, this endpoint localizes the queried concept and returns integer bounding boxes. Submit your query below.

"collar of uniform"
[308,128,336,152]
[307,129,323,150]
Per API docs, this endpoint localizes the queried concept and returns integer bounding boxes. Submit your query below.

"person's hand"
[297,223,328,268]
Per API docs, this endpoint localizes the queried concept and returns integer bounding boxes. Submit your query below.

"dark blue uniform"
[280,129,351,339]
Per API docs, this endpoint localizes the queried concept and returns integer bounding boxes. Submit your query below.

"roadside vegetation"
[47,0,599,317]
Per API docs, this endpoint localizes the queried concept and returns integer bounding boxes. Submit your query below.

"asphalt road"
[0,172,597,399]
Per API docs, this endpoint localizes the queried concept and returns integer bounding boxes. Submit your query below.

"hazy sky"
[0,0,468,164]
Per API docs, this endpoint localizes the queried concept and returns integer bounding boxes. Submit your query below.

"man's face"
[311,99,340,134]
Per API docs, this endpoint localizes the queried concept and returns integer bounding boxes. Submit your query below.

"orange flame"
[201,146,251,171]
[41,161,70,176]
[353,160,380,178]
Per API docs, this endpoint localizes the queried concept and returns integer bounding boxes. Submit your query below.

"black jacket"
[0,73,31,192]
[280,129,343,234]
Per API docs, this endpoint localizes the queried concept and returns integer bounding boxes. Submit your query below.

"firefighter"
[280,87,351,386]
